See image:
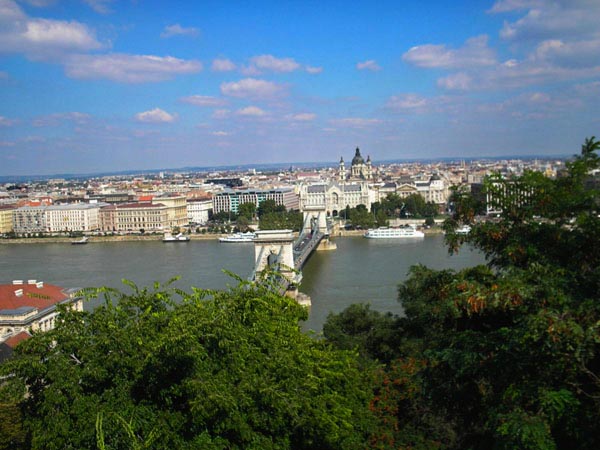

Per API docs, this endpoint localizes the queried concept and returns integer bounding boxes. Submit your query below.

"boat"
[162,233,190,242]
[455,225,471,235]
[219,231,256,243]
[71,236,89,245]
[364,225,425,239]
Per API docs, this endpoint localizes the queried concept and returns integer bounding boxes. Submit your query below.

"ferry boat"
[218,231,256,243]
[364,225,425,239]
[455,225,471,235]
[162,233,190,243]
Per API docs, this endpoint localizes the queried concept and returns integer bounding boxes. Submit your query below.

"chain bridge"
[249,206,335,300]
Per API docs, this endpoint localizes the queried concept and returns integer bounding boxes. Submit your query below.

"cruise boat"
[218,231,256,243]
[364,225,425,239]
[162,233,190,242]
[455,225,471,235]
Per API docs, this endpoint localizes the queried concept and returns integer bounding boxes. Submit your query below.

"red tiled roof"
[4,331,31,348]
[0,282,70,311]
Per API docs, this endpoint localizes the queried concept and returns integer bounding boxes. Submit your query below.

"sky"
[1,0,599,176]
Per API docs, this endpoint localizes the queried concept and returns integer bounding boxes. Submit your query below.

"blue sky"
[1,0,599,175]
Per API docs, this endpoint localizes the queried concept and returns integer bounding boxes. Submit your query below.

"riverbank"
[0,234,221,244]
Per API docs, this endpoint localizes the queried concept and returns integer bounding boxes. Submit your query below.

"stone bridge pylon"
[252,229,301,287]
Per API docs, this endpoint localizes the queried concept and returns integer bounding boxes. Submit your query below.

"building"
[339,147,373,181]
[212,188,299,214]
[187,199,213,225]
[299,182,371,216]
[99,202,169,232]
[152,195,188,228]
[12,206,47,235]
[45,203,103,233]
[0,204,15,234]
[0,280,83,343]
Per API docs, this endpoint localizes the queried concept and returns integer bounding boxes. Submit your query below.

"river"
[0,234,485,331]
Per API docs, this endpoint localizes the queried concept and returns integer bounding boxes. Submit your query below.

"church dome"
[351,147,365,165]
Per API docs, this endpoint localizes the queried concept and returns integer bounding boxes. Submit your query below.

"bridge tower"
[301,205,329,235]
[252,230,301,287]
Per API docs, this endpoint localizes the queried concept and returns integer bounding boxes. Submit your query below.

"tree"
[348,205,375,229]
[1,279,375,449]
[257,199,285,218]
[325,138,600,449]
[237,202,256,221]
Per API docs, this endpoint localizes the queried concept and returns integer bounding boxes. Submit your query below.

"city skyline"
[1,0,599,176]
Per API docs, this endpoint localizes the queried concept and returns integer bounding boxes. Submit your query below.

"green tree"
[348,204,375,229]
[1,279,375,449]
[257,199,285,217]
[237,202,256,220]
[325,137,600,449]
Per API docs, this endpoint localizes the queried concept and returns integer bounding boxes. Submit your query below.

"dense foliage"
[1,279,374,449]
[325,138,600,449]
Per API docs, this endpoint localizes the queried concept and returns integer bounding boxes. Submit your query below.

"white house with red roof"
[0,280,83,343]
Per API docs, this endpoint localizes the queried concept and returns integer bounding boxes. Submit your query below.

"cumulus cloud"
[0,1,103,59]
[180,95,226,107]
[212,109,231,119]
[386,94,428,111]
[403,35,496,69]
[211,130,229,136]
[305,66,323,74]
[287,113,316,121]
[437,72,473,90]
[32,111,90,127]
[63,53,202,83]
[356,60,381,71]
[211,58,236,72]
[0,115,16,126]
[160,24,199,38]
[329,117,382,128]
[236,106,267,117]
[220,78,285,99]
[244,54,300,74]
[82,0,114,14]
[495,0,600,41]
[134,108,177,123]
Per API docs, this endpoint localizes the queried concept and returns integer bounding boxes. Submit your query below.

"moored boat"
[455,225,471,235]
[163,233,190,242]
[219,231,256,243]
[364,225,424,239]
[71,236,89,245]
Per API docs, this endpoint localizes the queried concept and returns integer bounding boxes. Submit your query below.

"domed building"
[339,147,372,181]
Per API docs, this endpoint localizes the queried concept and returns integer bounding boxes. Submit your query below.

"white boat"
[219,231,256,243]
[163,233,190,242]
[364,226,425,239]
[71,236,89,245]
[456,225,471,235]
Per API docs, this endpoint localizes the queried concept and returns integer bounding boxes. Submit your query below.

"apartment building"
[213,188,299,214]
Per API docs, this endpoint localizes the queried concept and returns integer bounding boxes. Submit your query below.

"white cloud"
[245,54,301,74]
[403,35,496,69]
[220,78,285,99]
[329,117,382,128]
[211,58,236,72]
[0,115,16,126]
[134,108,177,123]
[356,60,381,71]
[495,1,600,41]
[211,131,229,136]
[180,95,226,107]
[437,72,473,90]
[306,66,323,74]
[212,109,230,119]
[32,112,90,127]
[82,0,114,14]
[386,94,428,110]
[64,53,202,83]
[160,24,199,39]
[0,0,103,59]
[236,106,267,117]
[288,113,316,121]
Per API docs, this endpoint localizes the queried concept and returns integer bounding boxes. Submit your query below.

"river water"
[0,235,485,331]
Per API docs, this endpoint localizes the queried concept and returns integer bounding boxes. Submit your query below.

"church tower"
[338,157,346,182]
